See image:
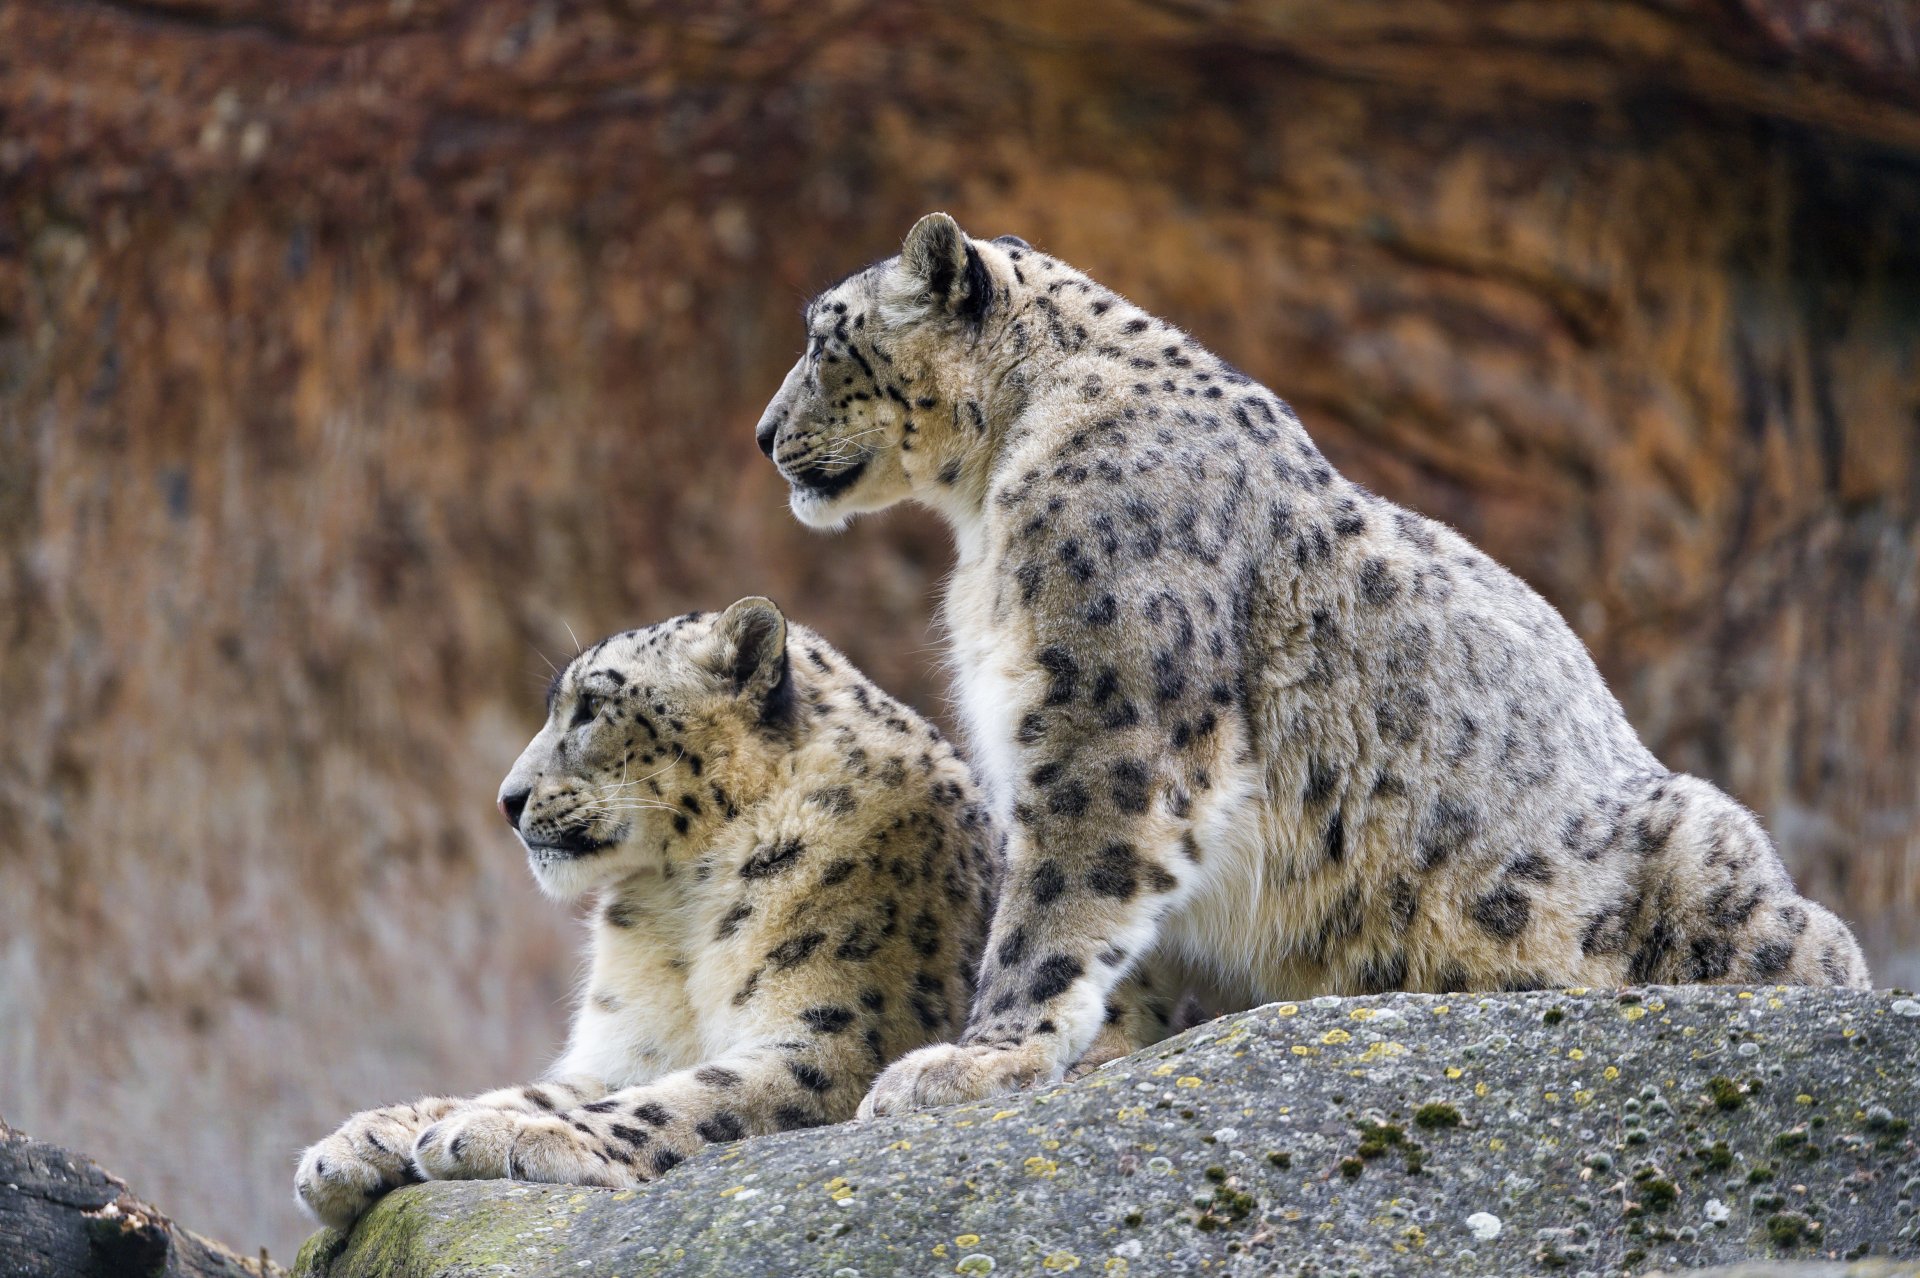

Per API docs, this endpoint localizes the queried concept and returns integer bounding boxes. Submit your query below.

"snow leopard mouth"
[788,457,868,499]
[523,827,622,859]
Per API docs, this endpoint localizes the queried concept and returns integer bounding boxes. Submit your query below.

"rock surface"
[0,1120,279,1278]
[292,987,1920,1277]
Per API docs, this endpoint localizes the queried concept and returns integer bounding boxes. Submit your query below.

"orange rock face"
[2,0,1916,1257]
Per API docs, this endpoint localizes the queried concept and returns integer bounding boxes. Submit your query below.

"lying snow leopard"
[753,213,1871,1117]
[295,598,1000,1226]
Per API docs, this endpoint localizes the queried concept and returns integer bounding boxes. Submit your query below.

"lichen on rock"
[295,987,1920,1277]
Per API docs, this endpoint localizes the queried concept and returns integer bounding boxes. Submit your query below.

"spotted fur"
[752,213,1872,1117]
[295,598,1000,1226]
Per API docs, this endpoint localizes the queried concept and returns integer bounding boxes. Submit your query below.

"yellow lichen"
[1320,1029,1352,1045]
[956,1234,981,1247]
[1445,1066,1464,1079]
[1176,1076,1203,1088]
[1277,1004,1299,1017]
[1025,1157,1059,1177]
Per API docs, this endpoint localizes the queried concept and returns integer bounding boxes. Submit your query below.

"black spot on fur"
[1506,852,1553,884]
[807,785,857,815]
[1033,860,1067,905]
[1303,757,1340,806]
[909,910,942,957]
[696,1066,741,1088]
[1580,906,1632,956]
[1470,885,1531,940]
[1387,877,1421,933]
[801,1006,855,1034]
[1629,919,1677,982]
[1111,759,1150,813]
[1688,936,1735,981]
[1322,810,1345,863]
[835,924,881,962]
[741,836,807,879]
[1087,842,1140,898]
[1375,686,1430,745]
[1037,647,1080,705]
[1358,558,1398,605]
[1029,955,1083,1003]
[767,931,826,970]
[1360,951,1408,994]
[1047,780,1090,817]
[695,1112,745,1143]
[1750,938,1795,977]
[787,1061,833,1093]
[715,902,753,940]
[1419,799,1479,868]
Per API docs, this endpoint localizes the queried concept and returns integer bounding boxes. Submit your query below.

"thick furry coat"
[752,214,1870,1114]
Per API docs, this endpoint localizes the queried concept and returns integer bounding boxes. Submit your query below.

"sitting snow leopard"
[295,597,1000,1226]
[753,213,1871,1117]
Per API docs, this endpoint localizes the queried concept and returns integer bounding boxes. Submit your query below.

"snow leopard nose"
[755,418,778,458]
[499,789,530,830]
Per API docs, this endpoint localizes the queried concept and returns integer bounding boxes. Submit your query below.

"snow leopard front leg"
[295,1078,608,1227]
[414,1037,873,1186]
[864,605,1224,1114]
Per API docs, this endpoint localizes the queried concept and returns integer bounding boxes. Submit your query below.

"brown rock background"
[2,0,1917,1260]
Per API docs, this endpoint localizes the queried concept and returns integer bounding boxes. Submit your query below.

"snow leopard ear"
[901,211,993,326]
[712,596,793,725]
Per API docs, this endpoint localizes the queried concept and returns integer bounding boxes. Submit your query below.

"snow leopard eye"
[568,694,603,730]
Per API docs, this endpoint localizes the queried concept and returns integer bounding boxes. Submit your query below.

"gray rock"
[293,987,1920,1277]
[0,1119,279,1278]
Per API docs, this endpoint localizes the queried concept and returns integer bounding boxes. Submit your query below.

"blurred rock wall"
[2,0,1916,1260]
